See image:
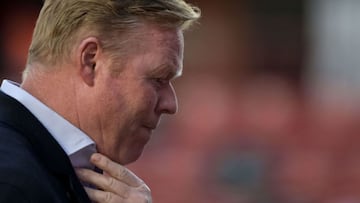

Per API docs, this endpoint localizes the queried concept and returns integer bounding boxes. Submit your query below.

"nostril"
[156,85,178,115]
[160,101,177,114]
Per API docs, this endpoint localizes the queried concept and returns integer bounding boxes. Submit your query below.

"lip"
[143,119,159,130]
[143,121,158,131]
[143,125,156,130]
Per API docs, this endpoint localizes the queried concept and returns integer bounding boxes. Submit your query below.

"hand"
[76,153,152,203]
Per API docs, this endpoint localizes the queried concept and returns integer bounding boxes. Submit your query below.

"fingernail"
[91,153,101,162]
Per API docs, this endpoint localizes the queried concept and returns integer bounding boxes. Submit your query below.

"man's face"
[92,25,184,164]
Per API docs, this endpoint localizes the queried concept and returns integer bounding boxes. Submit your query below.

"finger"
[76,168,130,198]
[84,187,125,203]
[90,153,143,187]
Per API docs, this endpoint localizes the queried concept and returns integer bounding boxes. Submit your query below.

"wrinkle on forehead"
[130,22,184,53]
[133,23,183,64]
[108,23,184,77]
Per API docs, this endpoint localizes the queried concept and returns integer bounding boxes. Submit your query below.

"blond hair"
[26,0,200,67]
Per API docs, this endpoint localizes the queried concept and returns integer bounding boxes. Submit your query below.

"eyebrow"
[149,64,183,80]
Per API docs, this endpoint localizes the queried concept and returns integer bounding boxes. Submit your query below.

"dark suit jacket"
[0,90,91,202]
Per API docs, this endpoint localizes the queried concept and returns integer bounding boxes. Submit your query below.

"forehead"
[148,27,183,73]
[138,24,183,52]
[132,23,184,62]
[115,23,184,76]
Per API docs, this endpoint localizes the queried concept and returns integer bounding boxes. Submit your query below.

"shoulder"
[0,125,62,202]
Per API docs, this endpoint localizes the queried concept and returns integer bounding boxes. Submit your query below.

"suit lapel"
[0,91,91,203]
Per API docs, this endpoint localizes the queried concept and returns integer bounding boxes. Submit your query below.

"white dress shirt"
[0,80,96,170]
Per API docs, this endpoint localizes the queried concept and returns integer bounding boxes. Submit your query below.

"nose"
[156,83,178,114]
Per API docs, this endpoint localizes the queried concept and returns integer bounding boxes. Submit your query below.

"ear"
[78,37,101,86]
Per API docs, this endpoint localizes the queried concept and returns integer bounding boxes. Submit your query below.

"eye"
[152,78,169,87]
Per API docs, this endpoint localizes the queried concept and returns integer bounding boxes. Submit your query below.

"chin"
[120,137,149,165]
[102,137,149,165]
[121,149,145,165]
[106,147,145,165]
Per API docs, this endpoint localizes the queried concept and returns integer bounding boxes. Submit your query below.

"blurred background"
[2,0,360,202]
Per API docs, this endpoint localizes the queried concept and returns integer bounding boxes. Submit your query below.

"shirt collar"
[0,80,96,169]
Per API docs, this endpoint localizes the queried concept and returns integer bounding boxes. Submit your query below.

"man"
[0,0,200,202]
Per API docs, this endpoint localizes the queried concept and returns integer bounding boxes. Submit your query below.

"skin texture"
[21,23,184,202]
[77,153,152,203]
[76,24,184,165]
[22,23,183,165]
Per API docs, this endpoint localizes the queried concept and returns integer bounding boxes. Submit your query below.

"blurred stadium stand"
[2,0,360,203]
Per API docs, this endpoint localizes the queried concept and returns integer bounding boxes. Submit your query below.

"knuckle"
[104,192,111,202]
[131,193,145,203]
[130,187,152,203]
[138,184,151,194]
[116,167,129,179]
[103,157,111,169]
[104,191,113,202]
[106,176,115,188]
[113,184,131,199]
[122,185,131,198]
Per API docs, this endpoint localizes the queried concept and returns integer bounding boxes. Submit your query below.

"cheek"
[130,81,158,106]
[105,88,148,123]
[97,85,128,123]
[143,87,159,108]
[106,82,159,123]
[133,86,159,114]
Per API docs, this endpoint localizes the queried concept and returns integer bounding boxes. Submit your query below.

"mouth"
[143,121,158,131]
[143,125,156,131]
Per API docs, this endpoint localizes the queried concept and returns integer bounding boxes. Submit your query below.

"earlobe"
[79,37,100,86]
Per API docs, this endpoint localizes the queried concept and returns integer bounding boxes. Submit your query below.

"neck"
[21,64,80,128]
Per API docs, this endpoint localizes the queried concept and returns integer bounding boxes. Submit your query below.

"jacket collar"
[0,90,91,202]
